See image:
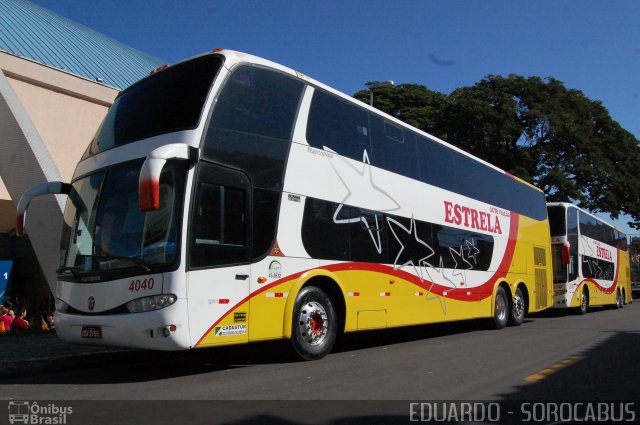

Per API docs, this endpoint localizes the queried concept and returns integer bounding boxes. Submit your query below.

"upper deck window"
[83,55,223,158]
[202,65,304,190]
[547,205,567,236]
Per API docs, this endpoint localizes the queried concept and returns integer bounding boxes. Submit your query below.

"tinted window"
[301,196,494,271]
[203,66,304,190]
[432,225,494,271]
[567,207,579,280]
[301,198,349,260]
[85,55,222,158]
[253,189,280,259]
[454,154,546,221]
[386,215,435,267]
[547,206,567,236]
[579,211,616,247]
[307,90,370,161]
[582,255,615,280]
[567,207,579,236]
[189,165,250,268]
[617,232,628,251]
[370,116,419,179]
[347,207,387,263]
[210,65,303,140]
[416,136,457,192]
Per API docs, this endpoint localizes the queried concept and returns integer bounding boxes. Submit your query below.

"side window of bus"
[210,65,302,140]
[567,207,579,280]
[190,166,250,268]
[252,189,280,260]
[301,198,349,261]
[205,65,304,190]
[415,136,457,192]
[346,206,387,263]
[306,90,370,162]
[370,116,419,180]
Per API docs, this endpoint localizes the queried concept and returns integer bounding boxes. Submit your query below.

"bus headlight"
[126,294,177,313]
[55,298,69,313]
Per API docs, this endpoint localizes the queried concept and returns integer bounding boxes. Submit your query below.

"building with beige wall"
[0,0,163,309]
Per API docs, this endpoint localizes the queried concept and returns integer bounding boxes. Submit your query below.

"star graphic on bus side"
[581,235,596,259]
[387,215,435,282]
[464,239,480,265]
[327,148,400,213]
[327,148,401,254]
[421,257,456,315]
[450,245,474,285]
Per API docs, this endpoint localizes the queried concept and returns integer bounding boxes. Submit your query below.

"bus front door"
[187,162,251,347]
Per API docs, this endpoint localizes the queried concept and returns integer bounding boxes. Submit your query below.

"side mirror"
[561,241,571,266]
[16,182,72,236]
[139,144,197,212]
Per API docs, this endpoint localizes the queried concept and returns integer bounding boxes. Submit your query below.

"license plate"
[81,326,102,339]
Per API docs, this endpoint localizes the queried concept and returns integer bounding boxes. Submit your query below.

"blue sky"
[27,0,640,233]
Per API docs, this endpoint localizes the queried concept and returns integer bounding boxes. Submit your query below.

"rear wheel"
[291,286,337,360]
[578,289,589,315]
[615,290,624,309]
[493,287,509,329]
[509,287,525,326]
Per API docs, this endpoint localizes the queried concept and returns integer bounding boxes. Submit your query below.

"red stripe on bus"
[195,213,521,346]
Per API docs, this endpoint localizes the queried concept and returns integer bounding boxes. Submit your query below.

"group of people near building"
[0,299,54,334]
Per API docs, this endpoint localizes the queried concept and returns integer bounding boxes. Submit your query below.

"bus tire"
[509,287,525,326]
[291,286,337,360]
[578,289,589,315]
[493,287,509,329]
[615,290,624,309]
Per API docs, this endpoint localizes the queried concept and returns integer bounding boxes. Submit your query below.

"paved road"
[2,303,639,424]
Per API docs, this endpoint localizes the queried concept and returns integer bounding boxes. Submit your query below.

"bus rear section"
[547,203,630,313]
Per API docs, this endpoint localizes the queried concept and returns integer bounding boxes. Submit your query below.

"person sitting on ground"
[29,314,49,333]
[0,306,14,333]
[12,307,30,334]
[44,312,55,332]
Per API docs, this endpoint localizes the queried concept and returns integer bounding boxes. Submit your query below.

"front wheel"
[509,287,525,326]
[493,287,509,329]
[291,286,337,360]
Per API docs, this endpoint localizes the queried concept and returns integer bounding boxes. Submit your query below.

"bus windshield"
[83,55,223,158]
[547,205,567,236]
[59,159,185,279]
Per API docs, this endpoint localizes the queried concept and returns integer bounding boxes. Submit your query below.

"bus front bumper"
[54,299,191,351]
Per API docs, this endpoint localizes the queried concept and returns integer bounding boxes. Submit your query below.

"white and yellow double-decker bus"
[547,202,631,313]
[18,50,553,359]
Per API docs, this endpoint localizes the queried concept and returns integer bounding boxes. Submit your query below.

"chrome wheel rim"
[496,295,507,322]
[513,293,525,320]
[298,301,329,346]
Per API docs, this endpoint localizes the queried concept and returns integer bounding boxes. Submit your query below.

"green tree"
[354,83,446,135]
[353,75,640,228]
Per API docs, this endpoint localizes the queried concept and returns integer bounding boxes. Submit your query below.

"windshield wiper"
[56,266,84,277]
[99,256,152,272]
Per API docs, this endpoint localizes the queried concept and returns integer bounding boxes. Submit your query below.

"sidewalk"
[0,332,133,377]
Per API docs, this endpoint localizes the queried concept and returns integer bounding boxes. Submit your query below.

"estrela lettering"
[444,201,503,235]
[596,246,612,261]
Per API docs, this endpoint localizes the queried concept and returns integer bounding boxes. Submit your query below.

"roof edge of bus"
[547,202,628,235]
[170,49,544,194]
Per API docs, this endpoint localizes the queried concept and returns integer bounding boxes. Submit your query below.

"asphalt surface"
[2,296,638,380]
[0,332,132,377]
[2,303,639,425]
